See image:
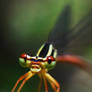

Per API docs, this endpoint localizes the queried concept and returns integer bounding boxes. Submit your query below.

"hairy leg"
[45,73,60,92]
[12,71,32,92]
[43,75,48,92]
[38,75,43,92]
[50,82,57,92]
[17,72,35,92]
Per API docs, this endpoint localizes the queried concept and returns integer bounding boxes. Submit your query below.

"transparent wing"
[47,5,71,55]
[66,11,92,56]
[48,6,92,56]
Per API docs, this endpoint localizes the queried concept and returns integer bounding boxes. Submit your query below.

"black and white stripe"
[36,43,57,58]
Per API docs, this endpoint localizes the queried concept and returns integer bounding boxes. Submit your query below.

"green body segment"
[19,58,26,67]
[19,58,31,68]
[45,61,56,71]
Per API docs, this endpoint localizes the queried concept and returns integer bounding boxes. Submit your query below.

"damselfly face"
[19,43,57,72]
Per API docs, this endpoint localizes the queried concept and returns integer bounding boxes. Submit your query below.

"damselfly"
[12,6,92,92]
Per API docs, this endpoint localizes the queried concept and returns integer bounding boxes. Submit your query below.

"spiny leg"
[43,75,48,92]
[17,72,35,92]
[50,82,57,92]
[38,75,43,92]
[44,79,57,92]
[50,82,64,92]
[45,73,60,92]
[12,71,31,92]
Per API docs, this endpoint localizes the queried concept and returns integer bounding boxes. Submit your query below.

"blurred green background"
[0,0,92,92]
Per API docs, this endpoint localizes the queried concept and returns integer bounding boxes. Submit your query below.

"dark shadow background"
[0,0,92,92]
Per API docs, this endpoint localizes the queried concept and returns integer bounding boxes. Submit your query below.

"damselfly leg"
[45,73,60,92]
[12,71,35,92]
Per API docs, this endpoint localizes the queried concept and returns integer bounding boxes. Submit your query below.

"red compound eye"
[20,53,27,58]
[47,56,55,61]
[46,56,55,64]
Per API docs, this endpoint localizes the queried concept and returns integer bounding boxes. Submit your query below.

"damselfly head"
[31,43,57,72]
[19,43,57,73]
